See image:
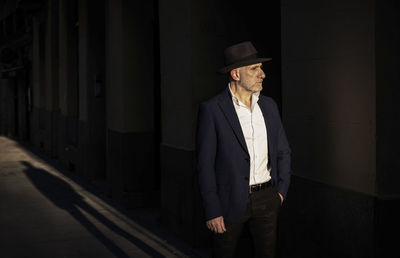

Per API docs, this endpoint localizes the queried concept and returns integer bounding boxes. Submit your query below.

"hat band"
[225,54,258,66]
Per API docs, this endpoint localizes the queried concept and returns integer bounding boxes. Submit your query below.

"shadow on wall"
[20,161,163,258]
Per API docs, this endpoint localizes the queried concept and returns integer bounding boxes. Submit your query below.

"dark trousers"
[213,185,281,258]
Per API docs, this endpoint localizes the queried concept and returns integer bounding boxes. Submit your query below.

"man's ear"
[230,69,239,80]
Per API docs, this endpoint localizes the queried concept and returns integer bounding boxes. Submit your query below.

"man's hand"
[206,216,226,234]
[278,192,284,204]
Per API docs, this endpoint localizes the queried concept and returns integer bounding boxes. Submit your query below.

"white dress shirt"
[229,85,271,185]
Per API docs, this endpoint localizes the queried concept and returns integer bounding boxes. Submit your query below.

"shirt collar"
[228,83,260,110]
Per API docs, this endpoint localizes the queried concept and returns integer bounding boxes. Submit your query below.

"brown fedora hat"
[218,41,272,74]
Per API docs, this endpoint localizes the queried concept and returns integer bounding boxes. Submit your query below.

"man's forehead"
[248,63,263,68]
[238,63,263,70]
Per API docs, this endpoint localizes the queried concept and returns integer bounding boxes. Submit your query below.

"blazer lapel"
[218,89,249,156]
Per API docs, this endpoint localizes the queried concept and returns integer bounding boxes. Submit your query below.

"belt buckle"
[253,184,258,192]
[249,184,259,194]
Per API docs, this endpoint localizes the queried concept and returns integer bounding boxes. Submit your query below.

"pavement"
[0,136,207,258]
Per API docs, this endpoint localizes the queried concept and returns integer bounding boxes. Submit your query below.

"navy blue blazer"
[196,88,291,222]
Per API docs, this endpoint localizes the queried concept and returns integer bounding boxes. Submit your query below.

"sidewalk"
[0,136,206,258]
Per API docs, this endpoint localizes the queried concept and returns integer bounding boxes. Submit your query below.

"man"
[196,41,291,258]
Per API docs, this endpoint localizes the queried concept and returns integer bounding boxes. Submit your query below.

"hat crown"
[218,41,271,73]
[224,41,258,66]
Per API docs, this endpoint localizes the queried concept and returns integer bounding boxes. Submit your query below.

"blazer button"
[244,176,249,181]
[244,157,249,162]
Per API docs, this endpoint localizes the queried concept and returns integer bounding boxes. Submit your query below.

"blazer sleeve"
[196,102,222,221]
[272,101,291,199]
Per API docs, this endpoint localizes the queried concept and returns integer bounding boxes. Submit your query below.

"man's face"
[236,63,266,93]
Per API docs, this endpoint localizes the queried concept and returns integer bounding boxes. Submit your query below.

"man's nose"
[259,69,266,79]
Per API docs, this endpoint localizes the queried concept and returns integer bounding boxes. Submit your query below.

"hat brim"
[218,57,272,74]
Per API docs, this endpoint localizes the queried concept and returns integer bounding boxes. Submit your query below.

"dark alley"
[1,0,400,257]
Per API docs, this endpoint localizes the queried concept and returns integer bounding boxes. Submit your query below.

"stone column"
[0,79,12,136]
[23,0,58,155]
[43,0,59,157]
[105,0,156,206]
[159,0,201,245]
[0,79,5,134]
[280,0,398,256]
[76,0,90,179]
[58,0,80,172]
[31,15,45,149]
[70,0,107,181]
[282,0,376,194]
[16,66,28,141]
[82,0,107,181]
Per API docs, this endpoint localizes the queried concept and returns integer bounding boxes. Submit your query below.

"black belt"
[249,180,272,194]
